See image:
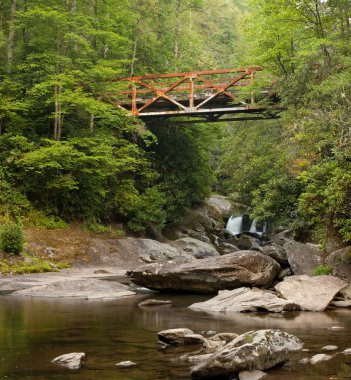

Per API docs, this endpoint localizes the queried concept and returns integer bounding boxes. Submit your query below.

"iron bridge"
[110,67,277,123]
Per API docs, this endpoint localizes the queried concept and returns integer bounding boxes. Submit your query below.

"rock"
[227,235,261,251]
[239,370,267,380]
[283,240,323,275]
[202,339,227,352]
[158,328,205,346]
[51,352,85,369]
[189,288,299,313]
[330,300,351,308]
[187,231,212,244]
[208,333,239,343]
[329,326,345,331]
[171,237,220,259]
[268,230,293,246]
[128,251,281,293]
[138,299,172,307]
[299,358,309,364]
[277,267,293,281]
[206,195,233,220]
[326,246,351,282]
[274,275,347,311]
[309,354,333,364]
[117,237,196,264]
[343,348,351,355]
[322,345,338,351]
[217,242,240,255]
[12,279,136,300]
[259,243,288,266]
[190,329,303,379]
[187,354,213,363]
[340,284,351,300]
[115,361,137,368]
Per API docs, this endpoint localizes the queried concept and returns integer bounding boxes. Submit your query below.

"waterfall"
[226,215,243,236]
[226,214,267,236]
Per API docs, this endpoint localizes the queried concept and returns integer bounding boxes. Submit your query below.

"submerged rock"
[12,278,135,300]
[51,352,85,369]
[190,329,302,379]
[158,328,205,346]
[128,251,280,293]
[275,275,347,311]
[115,361,137,368]
[189,288,299,313]
[138,299,172,307]
[239,370,267,380]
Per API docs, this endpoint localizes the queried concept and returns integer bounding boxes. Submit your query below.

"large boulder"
[116,237,196,263]
[190,329,303,379]
[275,275,347,311]
[259,243,288,266]
[189,288,299,314]
[206,195,233,220]
[326,246,351,282]
[128,251,281,293]
[171,237,220,259]
[283,241,323,275]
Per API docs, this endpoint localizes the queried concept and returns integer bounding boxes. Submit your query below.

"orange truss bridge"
[110,67,276,123]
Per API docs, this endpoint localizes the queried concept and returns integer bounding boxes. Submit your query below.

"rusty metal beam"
[115,67,262,82]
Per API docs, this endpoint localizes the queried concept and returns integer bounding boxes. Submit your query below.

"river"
[0,293,350,379]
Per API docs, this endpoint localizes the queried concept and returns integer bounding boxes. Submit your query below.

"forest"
[0,0,350,249]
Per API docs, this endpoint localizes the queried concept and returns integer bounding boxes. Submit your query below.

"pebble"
[322,345,338,351]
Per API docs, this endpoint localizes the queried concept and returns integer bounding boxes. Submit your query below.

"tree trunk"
[174,0,181,71]
[89,113,95,132]
[7,0,16,74]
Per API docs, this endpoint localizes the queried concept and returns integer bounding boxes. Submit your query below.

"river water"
[0,293,350,380]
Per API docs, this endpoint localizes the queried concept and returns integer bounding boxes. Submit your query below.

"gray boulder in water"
[190,329,303,379]
[275,275,347,311]
[189,287,300,313]
[158,328,205,346]
[128,251,280,293]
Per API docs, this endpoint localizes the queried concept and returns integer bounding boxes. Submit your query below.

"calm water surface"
[0,292,350,380]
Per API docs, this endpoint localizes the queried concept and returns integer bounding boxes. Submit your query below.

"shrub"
[83,220,109,234]
[27,210,68,229]
[0,223,25,254]
[314,264,333,276]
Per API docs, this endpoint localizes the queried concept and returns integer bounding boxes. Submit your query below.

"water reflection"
[0,293,350,379]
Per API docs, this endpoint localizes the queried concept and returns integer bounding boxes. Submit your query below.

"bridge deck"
[110,68,276,122]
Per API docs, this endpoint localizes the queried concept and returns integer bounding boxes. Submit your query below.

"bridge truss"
[110,67,275,123]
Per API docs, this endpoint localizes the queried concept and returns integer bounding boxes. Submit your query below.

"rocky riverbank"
[1,195,350,311]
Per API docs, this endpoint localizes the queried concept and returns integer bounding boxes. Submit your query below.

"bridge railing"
[109,67,264,118]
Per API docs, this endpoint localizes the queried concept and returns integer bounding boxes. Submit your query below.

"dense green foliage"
[0,0,350,245]
[0,0,236,234]
[0,223,25,254]
[218,0,351,245]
